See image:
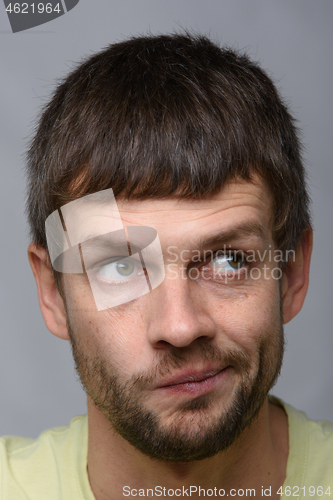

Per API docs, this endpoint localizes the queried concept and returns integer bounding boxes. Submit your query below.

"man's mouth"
[156,366,230,396]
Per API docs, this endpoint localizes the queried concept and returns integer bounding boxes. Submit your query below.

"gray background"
[0,0,332,438]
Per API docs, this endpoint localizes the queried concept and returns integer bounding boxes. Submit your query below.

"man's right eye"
[97,257,143,283]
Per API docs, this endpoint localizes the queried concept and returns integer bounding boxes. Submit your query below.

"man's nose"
[145,270,217,349]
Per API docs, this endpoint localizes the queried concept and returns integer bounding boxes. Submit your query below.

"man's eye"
[98,258,140,281]
[208,253,245,273]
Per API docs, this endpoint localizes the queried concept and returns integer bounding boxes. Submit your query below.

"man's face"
[62,177,284,461]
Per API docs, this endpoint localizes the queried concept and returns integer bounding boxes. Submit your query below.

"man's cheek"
[62,275,99,316]
[212,290,280,347]
[86,315,144,367]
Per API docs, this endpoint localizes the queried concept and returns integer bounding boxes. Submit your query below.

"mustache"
[126,343,252,391]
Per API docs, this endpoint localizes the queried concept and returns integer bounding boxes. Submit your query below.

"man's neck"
[87,397,288,500]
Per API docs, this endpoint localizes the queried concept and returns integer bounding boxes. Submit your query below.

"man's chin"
[111,409,244,462]
[104,386,264,462]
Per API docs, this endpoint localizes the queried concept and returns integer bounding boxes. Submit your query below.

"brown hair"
[26,33,311,258]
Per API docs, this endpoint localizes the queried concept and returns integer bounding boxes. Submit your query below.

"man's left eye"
[208,253,246,273]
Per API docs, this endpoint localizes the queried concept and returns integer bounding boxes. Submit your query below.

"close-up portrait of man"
[1,2,332,500]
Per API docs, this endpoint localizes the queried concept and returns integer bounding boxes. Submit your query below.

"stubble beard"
[66,311,284,462]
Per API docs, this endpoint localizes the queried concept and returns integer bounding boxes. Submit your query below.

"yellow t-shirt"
[0,414,94,499]
[0,397,332,499]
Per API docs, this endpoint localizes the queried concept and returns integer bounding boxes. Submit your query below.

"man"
[1,33,332,499]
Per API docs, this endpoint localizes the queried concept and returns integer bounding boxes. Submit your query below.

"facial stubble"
[66,306,284,462]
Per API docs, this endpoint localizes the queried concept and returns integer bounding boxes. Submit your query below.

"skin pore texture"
[28,177,312,500]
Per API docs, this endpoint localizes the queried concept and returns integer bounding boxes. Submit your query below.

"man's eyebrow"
[191,221,269,250]
[77,232,146,255]
[74,221,268,253]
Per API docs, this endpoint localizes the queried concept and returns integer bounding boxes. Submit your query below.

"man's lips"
[159,368,225,387]
[156,367,230,396]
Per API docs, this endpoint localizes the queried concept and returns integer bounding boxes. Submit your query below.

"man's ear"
[281,229,313,324]
[28,243,70,340]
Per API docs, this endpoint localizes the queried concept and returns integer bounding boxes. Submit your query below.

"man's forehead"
[52,176,273,245]
[115,176,273,229]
